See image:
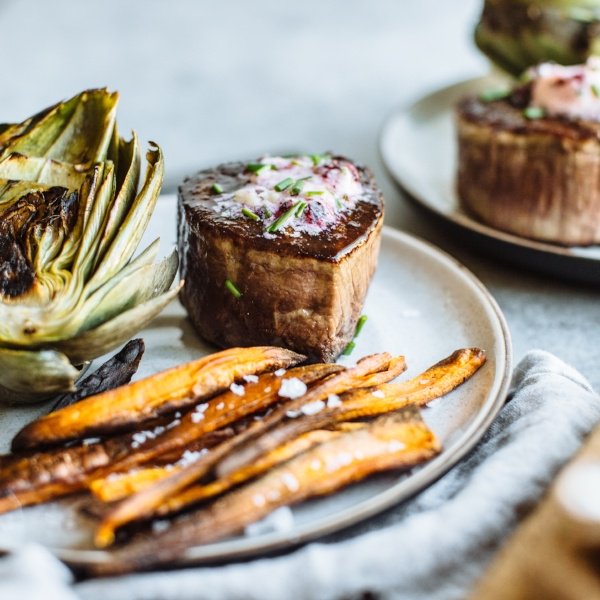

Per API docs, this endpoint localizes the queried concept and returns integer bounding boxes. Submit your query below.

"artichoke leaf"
[4,89,118,165]
[87,143,163,291]
[0,153,90,190]
[93,134,141,269]
[0,346,80,404]
[72,162,116,282]
[54,281,183,365]
[78,247,178,333]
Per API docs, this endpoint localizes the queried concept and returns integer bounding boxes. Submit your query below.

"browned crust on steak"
[178,158,384,361]
[456,97,600,245]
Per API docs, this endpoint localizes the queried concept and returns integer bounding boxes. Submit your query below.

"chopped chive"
[264,207,272,218]
[211,183,223,194]
[225,279,242,299]
[274,177,294,192]
[310,153,331,166]
[592,84,600,98]
[523,106,545,120]
[354,315,368,337]
[335,198,343,210]
[290,177,310,196]
[266,201,302,233]
[295,201,308,217]
[247,163,271,174]
[242,207,260,221]
[305,190,324,196]
[479,88,510,103]
[341,341,356,356]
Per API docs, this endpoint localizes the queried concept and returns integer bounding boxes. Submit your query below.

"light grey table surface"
[1,0,597,384]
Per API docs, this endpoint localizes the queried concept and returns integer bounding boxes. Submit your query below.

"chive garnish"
[295,201,308,217]
[306,190,324,196]
[479,88,510,103]
[310,153,331,166]
[335,198,343,210]
[225,279,242,299]
[274,177,294,192]
[341,341,356,356]
[290,176,310,196]
[211,183,223,194]
[242,207,260,221]
[247,163,271,174]
[523,106,545,120]
[354,314,368,337]
[592,84,600,98]
[264,207,272,218]
[266,201,302,233]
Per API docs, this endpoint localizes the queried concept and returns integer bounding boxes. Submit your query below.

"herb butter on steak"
[178,154,384,361]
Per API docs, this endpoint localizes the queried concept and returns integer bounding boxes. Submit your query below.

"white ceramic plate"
[380,76,600,283]
[0,196,512,568]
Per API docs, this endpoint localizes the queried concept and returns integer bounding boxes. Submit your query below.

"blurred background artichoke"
[0,89,179,403]
[476,0,600,75]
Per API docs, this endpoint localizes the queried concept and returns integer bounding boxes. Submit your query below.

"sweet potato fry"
[91,429,342,504]
[161,347,485,515]
[0,424,233,515]
[216,348,485,478]
[94,352,395,547]
[103,363,343,476]
[89,409,440,576]
[0,364,339,515]
[12,346,305,451]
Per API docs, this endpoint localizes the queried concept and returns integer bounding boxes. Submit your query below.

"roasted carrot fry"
[90,409,439,576]
[12,346,305,451]
[94,352,394,547]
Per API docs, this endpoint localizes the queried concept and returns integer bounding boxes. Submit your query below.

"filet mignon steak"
[178,155,384,361]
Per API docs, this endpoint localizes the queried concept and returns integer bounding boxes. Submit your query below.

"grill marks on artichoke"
[0,187,78,299]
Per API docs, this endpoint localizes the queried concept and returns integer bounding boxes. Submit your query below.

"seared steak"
[457,94,600,246]
[178,155,383,361]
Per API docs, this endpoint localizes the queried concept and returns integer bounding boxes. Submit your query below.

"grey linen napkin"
[2,350,600,600]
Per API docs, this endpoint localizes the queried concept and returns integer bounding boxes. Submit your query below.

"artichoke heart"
[475,0,600,76]
[0,89,179,403]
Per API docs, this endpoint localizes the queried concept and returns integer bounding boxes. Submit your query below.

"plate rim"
[378,75,600,267]
[45,224,513,569]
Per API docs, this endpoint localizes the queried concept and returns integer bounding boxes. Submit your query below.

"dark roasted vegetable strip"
[90,409,440,576]
[12,346,305,451]
[49,339,145,413]
[94,352,395,547]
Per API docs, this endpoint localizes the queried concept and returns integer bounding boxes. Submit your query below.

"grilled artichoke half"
[0,89,180,403]
[476,0,600,76]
